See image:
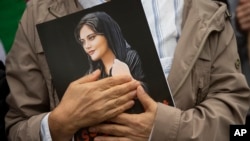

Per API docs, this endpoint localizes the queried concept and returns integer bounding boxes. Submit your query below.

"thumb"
[75,69,101,84]
[137,86,156,112]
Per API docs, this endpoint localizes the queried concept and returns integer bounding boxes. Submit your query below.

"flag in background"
[0,0,26,63]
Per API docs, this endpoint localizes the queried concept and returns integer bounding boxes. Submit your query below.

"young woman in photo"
[75,11,147,86]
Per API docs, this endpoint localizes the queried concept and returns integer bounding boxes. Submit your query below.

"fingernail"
[129,100,135,106]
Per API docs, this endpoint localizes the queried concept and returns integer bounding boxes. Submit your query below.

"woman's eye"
[88,35,96,41]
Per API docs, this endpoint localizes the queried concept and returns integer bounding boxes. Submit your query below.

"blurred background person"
[0,58,9,141]
[0,0,26,141]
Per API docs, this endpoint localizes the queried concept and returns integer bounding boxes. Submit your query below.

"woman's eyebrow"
[87,32,104,38]
[86,33,96,38]
[79,32,95,41]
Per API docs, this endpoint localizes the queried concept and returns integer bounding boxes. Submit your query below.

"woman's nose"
[84,41,91,49]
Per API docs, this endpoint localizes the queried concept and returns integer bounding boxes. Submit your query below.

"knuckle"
[69,81,75,87]
[114,99,120,106]
[106,77,116,86]
[109,88,122,98]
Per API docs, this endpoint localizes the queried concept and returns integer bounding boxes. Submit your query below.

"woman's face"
[79,25,111,61]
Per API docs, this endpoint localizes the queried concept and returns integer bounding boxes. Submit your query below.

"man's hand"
[236,0,250,31]
[89,86,157,141]
[48,69,140,141]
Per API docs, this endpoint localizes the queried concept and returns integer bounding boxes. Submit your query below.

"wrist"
[48,107,76,141]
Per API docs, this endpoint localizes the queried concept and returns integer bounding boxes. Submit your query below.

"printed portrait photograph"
[37,0,174,111]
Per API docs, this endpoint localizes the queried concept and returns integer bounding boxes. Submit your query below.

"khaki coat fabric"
[5,0,250,140]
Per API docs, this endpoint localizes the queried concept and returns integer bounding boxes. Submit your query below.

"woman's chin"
[91,57,99,61]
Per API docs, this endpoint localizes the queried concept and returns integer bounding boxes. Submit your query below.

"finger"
[136,86,156,112]
[102,90,137,117]
[239,0,249,4]
[238,15,250,23]
[237,13,250,31]
[239,20,250,30]
[103,100,135,121]
[89,124,130,137]
[93,75,134,91]
[237,11,250,21]
[108,113,134,125]
[111,90,137,108]
[73,69,101,84]
[236,2,250,18]
[103,80,140,100]
[93,89,137,122]
[94,136,130,141]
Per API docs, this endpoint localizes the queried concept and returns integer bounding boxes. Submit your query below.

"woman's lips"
[88,50,95,55]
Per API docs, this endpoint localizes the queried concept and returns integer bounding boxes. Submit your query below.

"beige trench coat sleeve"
[150,1,250,141]
[5,3,51,141]
[5,0,83,140]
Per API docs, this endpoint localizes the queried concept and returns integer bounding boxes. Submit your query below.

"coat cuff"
[150,103,181,141]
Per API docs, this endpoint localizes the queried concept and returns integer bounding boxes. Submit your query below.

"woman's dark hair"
[74,11,131,75]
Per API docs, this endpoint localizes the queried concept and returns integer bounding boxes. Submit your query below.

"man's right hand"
[48,69,140,141]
